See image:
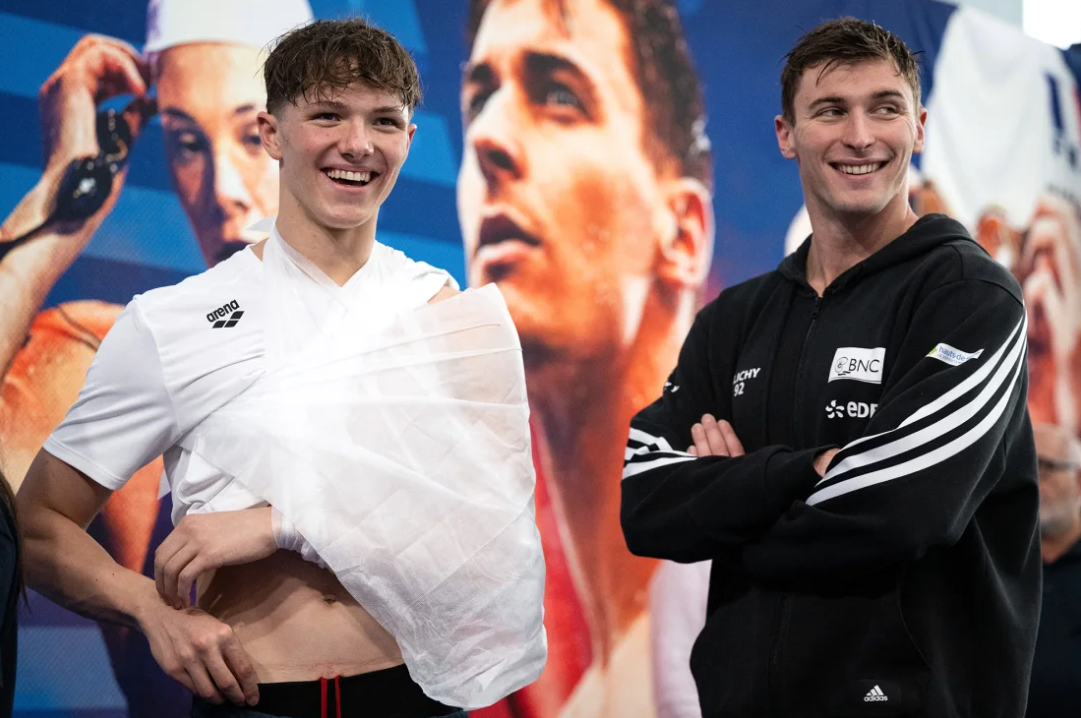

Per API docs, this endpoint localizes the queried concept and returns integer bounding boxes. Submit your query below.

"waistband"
[192,663,458,718]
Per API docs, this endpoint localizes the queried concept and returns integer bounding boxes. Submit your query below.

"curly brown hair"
[781,17,922,124]
[264,18,422,117]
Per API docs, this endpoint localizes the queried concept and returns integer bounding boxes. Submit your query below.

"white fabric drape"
[181,233,547,708]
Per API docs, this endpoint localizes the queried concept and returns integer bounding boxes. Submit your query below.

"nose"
[211,147,253,217]
[842,111,875,152]
[467,88,524,190]
[340,119,374,161]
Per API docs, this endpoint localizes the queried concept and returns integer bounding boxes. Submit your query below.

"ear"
[258,110,283,161]
[655,177,714,289]
[403,123,417,158]
[776,115,797,160]
[913,105,928,154]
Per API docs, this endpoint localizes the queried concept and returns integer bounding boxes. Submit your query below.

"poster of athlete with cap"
[0,1,311,714]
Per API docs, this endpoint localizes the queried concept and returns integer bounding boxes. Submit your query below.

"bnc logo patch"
[828,347,885,384]
[825,399,878,419]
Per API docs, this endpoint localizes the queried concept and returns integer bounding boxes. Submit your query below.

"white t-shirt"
[44,231,455,524]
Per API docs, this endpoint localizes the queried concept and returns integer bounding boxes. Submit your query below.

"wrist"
[130,578,171,632]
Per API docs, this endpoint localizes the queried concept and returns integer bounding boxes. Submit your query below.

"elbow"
[620,505,655,558]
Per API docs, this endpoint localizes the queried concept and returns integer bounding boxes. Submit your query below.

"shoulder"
[373,241,459,303]
[137,249,261,314]
[698,270,787,332]
[427,282,459,304]
[133,249,264,340]
[918,239,1023,308]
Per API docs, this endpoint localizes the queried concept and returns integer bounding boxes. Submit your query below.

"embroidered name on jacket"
[827,347,885,384]
[732,367,760,397]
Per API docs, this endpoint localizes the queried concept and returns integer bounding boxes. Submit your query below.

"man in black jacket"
[620,17,1040,718]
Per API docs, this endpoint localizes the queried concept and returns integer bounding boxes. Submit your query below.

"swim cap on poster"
[145,0,313,54]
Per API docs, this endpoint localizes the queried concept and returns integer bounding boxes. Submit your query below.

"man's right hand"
[138,598,260,707]
[37,35,154,224]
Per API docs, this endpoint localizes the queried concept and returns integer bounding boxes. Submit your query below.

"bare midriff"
[197,550,403,683]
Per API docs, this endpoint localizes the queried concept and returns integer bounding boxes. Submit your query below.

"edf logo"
[825,400,878,419]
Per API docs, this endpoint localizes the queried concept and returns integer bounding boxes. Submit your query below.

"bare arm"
[0,35,152,377]
[18,450,260,707]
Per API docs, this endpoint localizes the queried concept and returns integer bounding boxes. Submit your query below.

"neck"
[1043,521,1081,564]
[528,290,691,662]
[275,194,378,287]
[804,192,918,295]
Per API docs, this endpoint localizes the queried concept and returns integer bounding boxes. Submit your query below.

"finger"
[185,661,224,705]
[162,544,199,608]
[220,632,261,706]
[177,555,211,609]
[122,96,158,140]
[204,649,247,706]
[700,415,730,457]
[690,423,712,457]
[687,445,697,457]
[96,45,150,100]
[154,536,182,604]
[161,658,197,694]
[716,420,746,457]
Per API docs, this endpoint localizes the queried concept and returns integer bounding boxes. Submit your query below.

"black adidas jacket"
[621,215,1040,718]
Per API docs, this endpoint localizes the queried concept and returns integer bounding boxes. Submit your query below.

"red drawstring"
[319,675,342,718]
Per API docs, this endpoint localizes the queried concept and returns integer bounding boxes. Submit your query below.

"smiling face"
[259,82,415,235]
[458,0,676,362]
[156,43,279,266]
[776,58,925,224]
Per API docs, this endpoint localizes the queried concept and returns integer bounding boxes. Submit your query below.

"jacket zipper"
[768,595,794,716]
[768,293,821,715]
[792,295,822,444]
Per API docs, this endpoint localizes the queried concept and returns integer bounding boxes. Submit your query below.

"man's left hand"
[687,414,745,457]
[154,508,277,609]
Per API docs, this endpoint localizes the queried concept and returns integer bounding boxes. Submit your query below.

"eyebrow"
[463,60,496,87]
[160,104,259,122]
[307,100,406,116]
[808,90,908,109]
[522,51,590,86]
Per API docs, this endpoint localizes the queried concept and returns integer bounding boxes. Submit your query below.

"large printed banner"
[1,1,1079,716]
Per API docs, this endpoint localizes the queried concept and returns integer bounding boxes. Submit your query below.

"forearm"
[25,504,160,630]
[0,173,99,377]
[621,444,823,562]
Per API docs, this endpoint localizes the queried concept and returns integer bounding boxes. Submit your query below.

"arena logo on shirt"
[206,299,244,328]
[827,347,885,384]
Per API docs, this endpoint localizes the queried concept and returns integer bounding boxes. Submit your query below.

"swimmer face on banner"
[458,0,713,715]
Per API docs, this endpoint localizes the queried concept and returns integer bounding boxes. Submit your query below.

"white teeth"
[326,169,372,183]
[838,163,881,175]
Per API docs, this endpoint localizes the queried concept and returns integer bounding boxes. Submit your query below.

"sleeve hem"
[764,447,828,506]
[41,438,128,491]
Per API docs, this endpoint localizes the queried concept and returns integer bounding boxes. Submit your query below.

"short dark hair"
[264,18,422,117]
[781,17,921,124]
[468,0,712,191]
